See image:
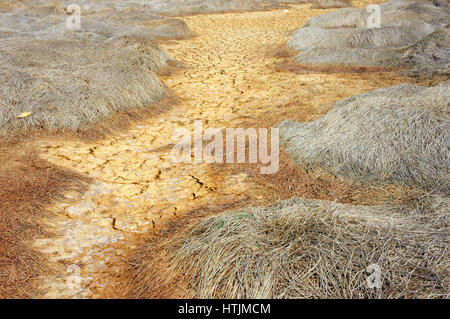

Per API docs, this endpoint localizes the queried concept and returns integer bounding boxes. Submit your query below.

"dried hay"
[288,0,449,77]
[0,2,193,136]
[128,196,449,298]
[279,81,450,194]
[289,26,430,51]
[0,36,171,134]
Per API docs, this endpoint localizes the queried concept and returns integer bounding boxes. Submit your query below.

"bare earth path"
[32,3,408,298]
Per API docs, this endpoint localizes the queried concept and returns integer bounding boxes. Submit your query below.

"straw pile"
[288,0,450,77]
[0,2,193,136]
[36,0,265,15]
[129,196,449,298]
[279,81,450,194]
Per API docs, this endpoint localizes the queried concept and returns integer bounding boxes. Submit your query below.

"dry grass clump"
[0,3,193,41]
[44,0,266,15]
[0,2,193,136]
[143,0,264,15]
[380,10,437,30]
[398,0,449,7]
[0,36,170,134]
[129,196,449,298]
[304,0,448,29]
[304,7,370,28]
[399,28,450,78]
[399,1,450,24]
[288,0,449,77]
[76,7,192,40]
[289,26,429,50]
[279,81,450,194]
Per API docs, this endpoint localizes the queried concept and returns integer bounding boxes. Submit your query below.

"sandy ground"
[31,2,415,298]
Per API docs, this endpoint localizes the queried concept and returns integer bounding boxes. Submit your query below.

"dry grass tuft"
[304,0,448,29]
[136,0,264,15]
[128,196,449,298]
[399,28,450,78]
[126,201,251,299]
[287,0,450,77]
[289,26,432,51]
[37,0,268,15]
[0,34,173,135]
[279,81,450,194]
[0,3,192,137]
[48,93,177,142]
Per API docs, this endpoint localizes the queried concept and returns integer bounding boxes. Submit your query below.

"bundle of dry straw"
[0,2,193,136]
[279,81,450,194]
[129,196,449,298]
[288,0,450,77]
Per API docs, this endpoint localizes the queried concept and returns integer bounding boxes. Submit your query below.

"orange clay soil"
[13,2,423,298]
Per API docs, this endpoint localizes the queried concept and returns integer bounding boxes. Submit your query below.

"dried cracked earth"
[31,2,419,298]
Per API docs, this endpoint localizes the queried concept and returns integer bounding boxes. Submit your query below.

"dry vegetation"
[0,0,448,299]
[128,0,449,299]
[279,81,450,194]
[0,3,191,136]
[129,79,449,299]
[0,139,88,298]
[45,0,265,15]
[276,0,353,9]
[47,0,352,15]
[288,0,450,78]
[0,0,189,298]
[129,196,449,298]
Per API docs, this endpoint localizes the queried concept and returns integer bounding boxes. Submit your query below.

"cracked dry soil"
[32,3,412,298]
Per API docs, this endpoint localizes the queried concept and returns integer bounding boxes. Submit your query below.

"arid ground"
[1,0,448,298]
